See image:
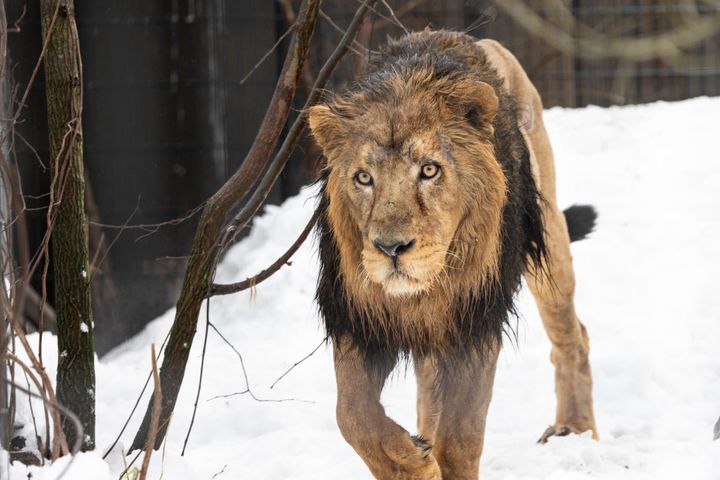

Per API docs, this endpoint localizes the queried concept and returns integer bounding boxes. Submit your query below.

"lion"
[308,30,598,480]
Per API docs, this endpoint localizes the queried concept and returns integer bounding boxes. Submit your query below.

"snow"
[5,97,720,479]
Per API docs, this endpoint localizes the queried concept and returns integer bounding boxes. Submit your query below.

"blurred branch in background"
[494,0,720,64]
[467,0,720,107]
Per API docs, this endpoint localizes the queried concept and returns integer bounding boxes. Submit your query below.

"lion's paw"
[537,423,598,444]
[410,435,433,458]
[537,425,572,444]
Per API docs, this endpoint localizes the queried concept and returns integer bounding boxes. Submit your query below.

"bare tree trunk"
[40,0,95,451]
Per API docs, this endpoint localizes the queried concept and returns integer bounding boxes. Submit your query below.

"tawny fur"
[310,30,598,480]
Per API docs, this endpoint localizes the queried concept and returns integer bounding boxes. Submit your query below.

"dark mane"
[315,30,547,373]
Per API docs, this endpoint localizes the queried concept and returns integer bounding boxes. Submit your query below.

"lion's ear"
[308,104,339,150]
[446,80,499,126]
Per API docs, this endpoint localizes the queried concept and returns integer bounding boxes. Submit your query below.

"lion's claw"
[410,435,433,458]
[537,425,571,444]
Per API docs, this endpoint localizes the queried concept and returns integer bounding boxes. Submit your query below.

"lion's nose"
[373,238,416,258]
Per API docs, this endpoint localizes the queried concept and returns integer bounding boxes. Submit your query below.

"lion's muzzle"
[372,238,416,260]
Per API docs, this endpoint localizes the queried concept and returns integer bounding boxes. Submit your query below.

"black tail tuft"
[563,204,597,242]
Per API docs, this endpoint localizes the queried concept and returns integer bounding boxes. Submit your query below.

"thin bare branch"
[6,3,25,33]
[380,0,409,34]
[181,300,211,456]
[139,344,162,480]
[211,465,228,479]
[102,329,171,459]
[207,322,312,404]
[319,9,370,57]
[209,208,319,297]
[239,24,295,85]
[269,336,327,390]
[88,202,205,232]
[5,2,59,127]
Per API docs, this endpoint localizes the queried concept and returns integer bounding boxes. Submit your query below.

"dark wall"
[8,0,281,354]
[78,1,283,353]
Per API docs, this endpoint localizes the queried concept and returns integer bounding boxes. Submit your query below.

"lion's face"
[330,136,466,297]
[309,76,506,298]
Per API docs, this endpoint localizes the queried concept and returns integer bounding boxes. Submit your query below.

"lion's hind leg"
[481,37,600,443]
[525,203,598,443]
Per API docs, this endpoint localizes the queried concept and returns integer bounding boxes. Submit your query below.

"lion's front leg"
[432,346,499,480]
[334,337,442,480]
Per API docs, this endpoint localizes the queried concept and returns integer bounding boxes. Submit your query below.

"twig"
[239,24,296,85]
[89,200,140,281]
[102,328,171,459]
[181,300,211,456]
[209,208,319,297]
[7,3,26,33]
[117,450,143,480]
[21,285,57,333]
[5,2,59,127]
[269,336,327,389]
[319,9,369,57]
[139,344,162,480]
[357,0,403,34]
[380,0,409,34]
[211,465,228,479]
[13,130,47,169]
[207,322,312,404]
[88,201,205,232]
[371,0,430,29]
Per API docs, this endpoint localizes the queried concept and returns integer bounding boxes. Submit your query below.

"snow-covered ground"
[5,97,720,479]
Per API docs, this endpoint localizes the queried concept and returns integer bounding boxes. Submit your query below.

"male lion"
[309,30,598,480]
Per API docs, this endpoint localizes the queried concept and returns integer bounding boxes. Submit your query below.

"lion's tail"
[563,205,597,242]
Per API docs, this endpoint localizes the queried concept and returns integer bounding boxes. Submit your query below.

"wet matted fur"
[309,30,598,480]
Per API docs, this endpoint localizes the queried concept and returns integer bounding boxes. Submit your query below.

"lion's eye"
[420,163,440,180]
[355,171,373,186]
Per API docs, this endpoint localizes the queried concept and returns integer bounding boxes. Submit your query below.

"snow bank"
[6,97,720,479]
